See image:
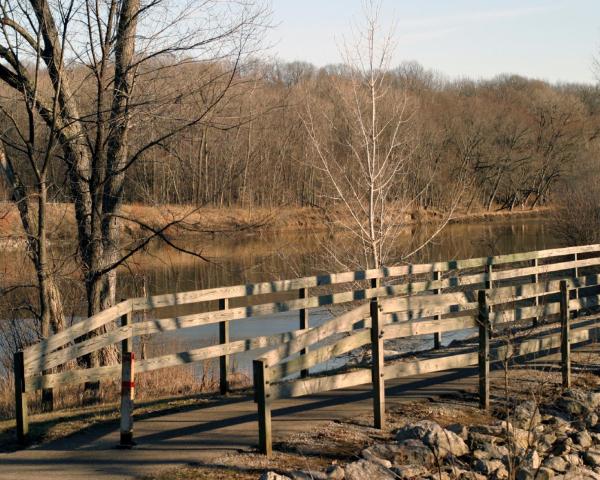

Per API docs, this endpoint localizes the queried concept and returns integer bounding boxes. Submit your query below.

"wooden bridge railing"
[253,270,600,455]
[13,243,600,447]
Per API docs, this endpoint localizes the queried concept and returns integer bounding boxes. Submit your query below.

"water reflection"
[119,218,557,298]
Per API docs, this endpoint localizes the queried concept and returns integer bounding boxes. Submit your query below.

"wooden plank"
[492,323,592,361]
[135,328,314,376]
[493,256,600,281]
[533,258,540,327]
[268,329,371,381]
[131,267,410,311]
[121,310,133,354]
[383,351,480,381]
[560,281,571,389]
[132,282,446,338]
[23,300,131,363]
[261,303,372,366]
[381,291,475,315]
[25,323,134,376]
[129,244,600,311]
[253,358,272,456]
[433,271,442,349]
[271,368,372,400]
[489,303,561,325]
[478,290,490,410]
[570,294,600,311]
[382,315,477,340]
[14,351,28,445]
[219,298,229,395]
[299,287,309,378]
[370,299,385,429]
[26,327,314,391]
[488,274,600,305]
[26,364,122,391]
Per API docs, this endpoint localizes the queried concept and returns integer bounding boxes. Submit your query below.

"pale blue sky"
[268,0,600,84]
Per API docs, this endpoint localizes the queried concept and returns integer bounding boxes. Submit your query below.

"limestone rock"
[392,439,435,467]
[544,455,568,473]
[446,423,469,440]
[472,458,504,476]
[575,430,593,449]
[514,401,542,429]
[360,448,392,469]
[587,412,599,428]
[520,449,540,470]
[584,450,600,468]
[260,473,291,480]
[565,453,583,468]
[534,467,555,480]
[391,464,430,479]
[324,465,344,480]
[516,467,535,480]
[344,460,395,480]
[563,467,600,479]
[545,415,572,436]
[289,471,328,480]
[395,420,469,458]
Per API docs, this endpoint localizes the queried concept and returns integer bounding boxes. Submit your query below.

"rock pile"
[260,387,600,480]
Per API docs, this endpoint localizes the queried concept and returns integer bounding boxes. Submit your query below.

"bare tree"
[0,0,269,374]
[301,1,465,270]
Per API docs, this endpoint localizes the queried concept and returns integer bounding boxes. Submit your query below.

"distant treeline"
[2,61,598,212]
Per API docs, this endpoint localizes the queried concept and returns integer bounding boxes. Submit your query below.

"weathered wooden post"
[299,288,309,378]
[433,270,442,349]
[574,253,580,319]
[370,298,385,429]
[560,280,571,389]
[478,290,490,410]
[119,310,135,447]
[253,358,272,456]
[485,264,494,339]
[355,277,379,330]
[219,298,230,395]
[532,258,540,327]
[14,350,28,445]
[485,263,493,290]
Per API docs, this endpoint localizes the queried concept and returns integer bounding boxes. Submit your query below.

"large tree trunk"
[0,145,66,411]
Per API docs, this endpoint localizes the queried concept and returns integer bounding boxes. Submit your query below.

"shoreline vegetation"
[0,202,552,251]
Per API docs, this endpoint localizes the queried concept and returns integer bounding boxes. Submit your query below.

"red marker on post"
[119,351,135,447]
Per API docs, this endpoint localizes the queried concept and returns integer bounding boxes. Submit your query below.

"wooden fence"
[13,244,600,449]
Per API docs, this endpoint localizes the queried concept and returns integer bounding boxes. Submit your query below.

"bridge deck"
[3,342,596,480]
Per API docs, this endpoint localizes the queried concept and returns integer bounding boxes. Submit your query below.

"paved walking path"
[0,366,482,480]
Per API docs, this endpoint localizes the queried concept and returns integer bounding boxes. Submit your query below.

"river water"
[116,217,562,377]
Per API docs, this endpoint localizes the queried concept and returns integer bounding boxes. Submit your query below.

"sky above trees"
[268,0,599,84]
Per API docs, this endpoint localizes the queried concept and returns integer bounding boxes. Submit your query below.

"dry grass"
[0,201,550,252]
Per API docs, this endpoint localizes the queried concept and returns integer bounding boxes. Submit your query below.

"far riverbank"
[0,202,553,251]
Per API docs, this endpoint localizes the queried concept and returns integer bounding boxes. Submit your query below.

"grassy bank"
[0,201,551,250]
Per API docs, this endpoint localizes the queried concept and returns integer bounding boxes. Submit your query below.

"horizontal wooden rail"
[261,303,371,366]
[268,316,600,401]
[23,300,131,363]
[268,329,371,381]
[25,327,318,391]
[20,244,600,388]
[24,271,600,381]
[130,244,600,311]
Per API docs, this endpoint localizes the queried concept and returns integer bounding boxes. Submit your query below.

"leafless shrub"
[552,178,600,245]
